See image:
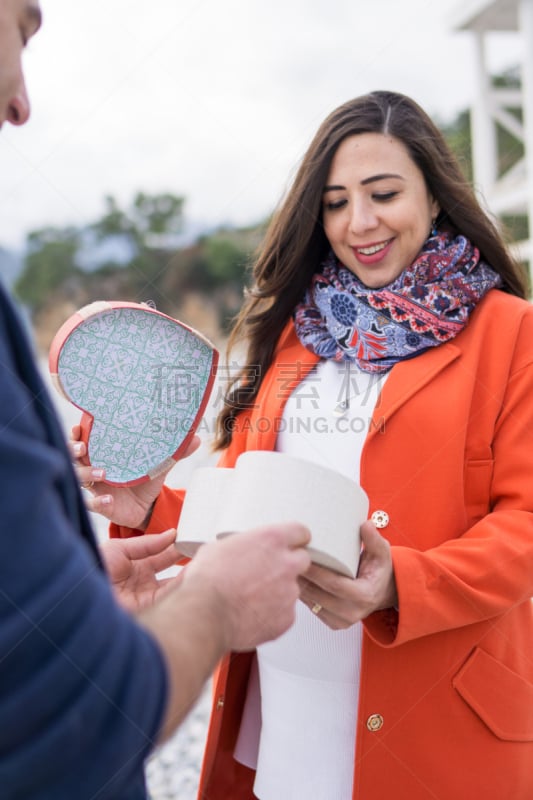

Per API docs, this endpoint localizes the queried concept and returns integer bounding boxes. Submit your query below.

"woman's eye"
[373,191,398,202]
[323,199,347,211]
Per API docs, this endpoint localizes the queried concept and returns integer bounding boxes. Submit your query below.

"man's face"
[0,0,42,128]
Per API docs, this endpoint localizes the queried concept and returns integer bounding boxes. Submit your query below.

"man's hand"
[181,522,312,651]
[100,529,183,613]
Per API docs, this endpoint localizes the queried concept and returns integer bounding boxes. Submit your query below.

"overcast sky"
[0,0,521,250]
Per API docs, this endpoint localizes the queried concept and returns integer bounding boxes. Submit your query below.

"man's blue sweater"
[0,282,167,799]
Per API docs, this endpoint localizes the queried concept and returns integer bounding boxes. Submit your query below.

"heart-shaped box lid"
[49,301,218,486]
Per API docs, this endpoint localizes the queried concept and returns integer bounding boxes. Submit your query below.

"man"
[0,2,311,797]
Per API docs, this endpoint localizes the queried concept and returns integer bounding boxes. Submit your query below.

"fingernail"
[73,443,83,456]
[91,468,105,479]
[99,495,112,506]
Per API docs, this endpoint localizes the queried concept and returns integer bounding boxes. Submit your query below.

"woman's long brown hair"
[214,90,529,450]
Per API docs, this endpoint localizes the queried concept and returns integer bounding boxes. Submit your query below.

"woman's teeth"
[357,240,390,256]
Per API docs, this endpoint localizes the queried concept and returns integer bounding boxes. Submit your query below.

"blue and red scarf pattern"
[293,232,502,373]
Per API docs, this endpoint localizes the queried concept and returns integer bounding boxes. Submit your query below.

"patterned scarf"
[293,232,502,373]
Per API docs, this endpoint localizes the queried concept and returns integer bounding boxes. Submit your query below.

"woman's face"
[322,132,439,288]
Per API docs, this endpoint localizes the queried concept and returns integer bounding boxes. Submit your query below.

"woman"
[79,91,533,799]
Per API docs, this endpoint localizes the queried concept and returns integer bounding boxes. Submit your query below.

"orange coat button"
[371,510,389,529]
[366,713,384,732]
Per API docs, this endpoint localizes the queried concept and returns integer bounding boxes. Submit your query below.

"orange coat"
[117,289,533,798]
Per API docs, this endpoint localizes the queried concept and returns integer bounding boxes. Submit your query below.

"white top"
[276,359,387,485]
[234,359,387,800]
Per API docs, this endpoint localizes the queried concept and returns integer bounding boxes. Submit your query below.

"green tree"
[204,236,248,285]
[440,109,473,182]
[15,192,188,316]
[132,192,184,237]
[15,227,81,310]
[90,192,186,304]
[92,192,184,244]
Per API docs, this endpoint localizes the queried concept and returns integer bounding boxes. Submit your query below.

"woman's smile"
[351,238,394,265]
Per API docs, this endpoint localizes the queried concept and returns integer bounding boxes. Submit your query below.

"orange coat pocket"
[453,647,533,742]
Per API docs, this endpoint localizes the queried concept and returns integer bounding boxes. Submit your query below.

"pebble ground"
[146,686,210,800]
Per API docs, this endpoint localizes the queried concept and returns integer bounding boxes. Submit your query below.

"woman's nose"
[348,201,379,235]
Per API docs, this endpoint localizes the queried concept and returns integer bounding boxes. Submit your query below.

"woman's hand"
[298,520,398,630]
[70,424,200,529]
[100,528,185,613]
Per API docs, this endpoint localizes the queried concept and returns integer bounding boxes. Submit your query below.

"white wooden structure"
[452,0,533,283]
